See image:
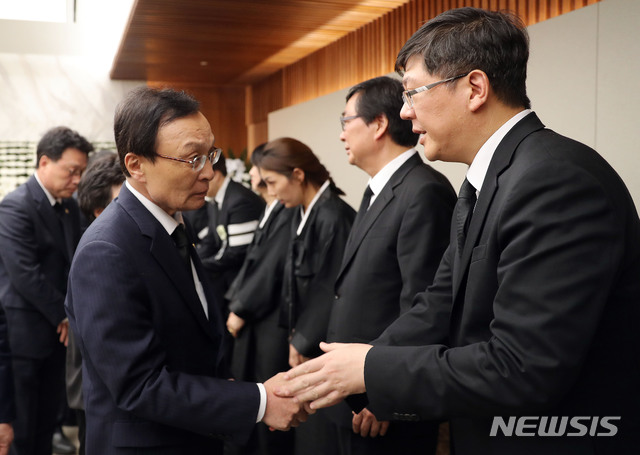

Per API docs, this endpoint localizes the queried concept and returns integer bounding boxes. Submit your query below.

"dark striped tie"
[456,178,477,255]
[171,224,191,270]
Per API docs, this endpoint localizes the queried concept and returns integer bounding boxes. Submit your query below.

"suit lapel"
[337,154,421,282]
[26,177,69,261]
[338,189,393,281]
[119,186,218,341]
[336,153,422,283]
[452,113,546,299]
[59,199,78,260]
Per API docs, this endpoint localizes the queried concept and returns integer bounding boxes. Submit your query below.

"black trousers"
[333,419,439,455]
[12,344,66,455]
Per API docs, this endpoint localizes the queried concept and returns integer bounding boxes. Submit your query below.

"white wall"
[269,0,640,210]
[0,0,140,142]
[0,53,143,142]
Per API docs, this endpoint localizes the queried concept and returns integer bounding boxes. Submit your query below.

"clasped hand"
[262,373,309,431]
[275,342,372,410]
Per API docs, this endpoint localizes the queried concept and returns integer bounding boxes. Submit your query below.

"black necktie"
[171,224,191,270]
[359,186,373,213]
[456,178,477,255]
[352,186,373,228]
[53,202,72,259]
[53,202,64,216]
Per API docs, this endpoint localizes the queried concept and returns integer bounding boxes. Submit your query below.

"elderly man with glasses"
[64,87,305,455]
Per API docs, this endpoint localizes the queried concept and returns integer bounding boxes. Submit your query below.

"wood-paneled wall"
[246,0,601,150]
[147,82,247,158]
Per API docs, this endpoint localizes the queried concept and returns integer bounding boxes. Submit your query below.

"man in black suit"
[0,306,15,455]
[281,7,640,454]
[64,87,304,455]
[0,126,92,455]
[187,153,264,299]
[326,76,456,454]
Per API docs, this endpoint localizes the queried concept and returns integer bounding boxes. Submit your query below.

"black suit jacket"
[285,188,355,358]
[364,113,640,454]
[0,305,14,423]
[325,153,455,432]
[0,175,81,359]
[227,202,295,323]
[328,153,455,344]
[226,202,295,382]
[65,184,260,455]
[190,180,265,295]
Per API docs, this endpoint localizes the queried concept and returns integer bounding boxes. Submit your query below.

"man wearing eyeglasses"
[324,75,455,455]
[64,87,305,455]
[280,7,640,454]
[0,126,92,455]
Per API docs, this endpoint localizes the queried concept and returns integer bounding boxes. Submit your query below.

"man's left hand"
[0,423,14,455]
[352,408,389,437]
[57,319,69,346]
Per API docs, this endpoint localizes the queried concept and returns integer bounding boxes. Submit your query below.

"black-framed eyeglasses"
[339,114,361,131]
[402,72,469,107]
[155,147,222,172]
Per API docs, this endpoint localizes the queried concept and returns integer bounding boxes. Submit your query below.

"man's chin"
[184,196,207,211]
[421,147,440,163]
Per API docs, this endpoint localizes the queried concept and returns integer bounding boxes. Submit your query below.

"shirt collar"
[125,180,182,235]
[297,179,330,236]
[368,148,416,197]
[34,171,59,206]
[214,176,231,208]
[259,199,279,229]
[466,109,533,193]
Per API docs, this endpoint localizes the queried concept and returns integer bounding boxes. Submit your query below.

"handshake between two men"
[262,342,374,432]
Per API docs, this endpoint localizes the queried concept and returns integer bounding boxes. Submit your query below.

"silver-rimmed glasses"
[339,114,361,131]
[402,72,469,107]
[156,147,222,172]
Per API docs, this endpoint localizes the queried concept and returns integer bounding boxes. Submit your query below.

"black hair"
[114,87,200,177]
[395,7,531,109]
[35,126,93,168]
[77,152,125,222]
[346,76,418,148]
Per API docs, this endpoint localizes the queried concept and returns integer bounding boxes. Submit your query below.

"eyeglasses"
[51,159,85,178]
[401,72,469,107]
[63,167,84,178]
[155,147,222,172]
[339,114,361,131]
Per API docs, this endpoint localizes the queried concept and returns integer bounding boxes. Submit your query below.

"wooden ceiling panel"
[111,0,412,85]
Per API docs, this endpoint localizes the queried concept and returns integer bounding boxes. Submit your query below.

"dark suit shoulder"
[225,181,264,207]
[402,162,455,192]
[77,192,144,249]
[312,190,356,228]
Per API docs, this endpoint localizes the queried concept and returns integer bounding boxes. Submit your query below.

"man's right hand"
[262,372,310,431]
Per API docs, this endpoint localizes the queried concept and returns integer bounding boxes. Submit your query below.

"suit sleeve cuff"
[256,383,267,423]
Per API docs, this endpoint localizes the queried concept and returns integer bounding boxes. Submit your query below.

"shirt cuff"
[256,383,267,423]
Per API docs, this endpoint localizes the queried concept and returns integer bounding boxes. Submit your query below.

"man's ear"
[38,155,50,169]
[468,70,490,112]
[373,114,389,141]
[124,153,146,183]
